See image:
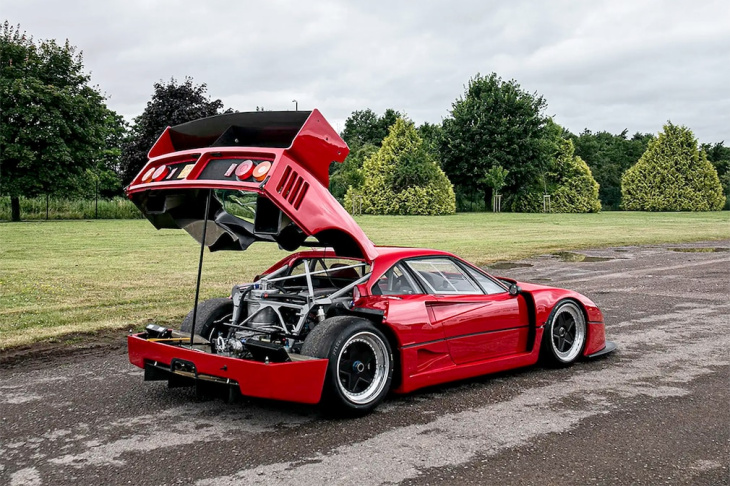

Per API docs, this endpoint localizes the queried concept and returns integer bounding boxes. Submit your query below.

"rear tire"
[540,300,587,367]
[180,298,233,342]
[301,316,393,415]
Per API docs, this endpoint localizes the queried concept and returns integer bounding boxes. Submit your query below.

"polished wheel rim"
[551,303,586,362]
[337,331,389,405]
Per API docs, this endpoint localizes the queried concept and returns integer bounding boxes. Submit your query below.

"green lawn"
[1,212,728,349]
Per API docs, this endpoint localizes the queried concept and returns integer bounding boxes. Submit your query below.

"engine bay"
[144,256,371,362]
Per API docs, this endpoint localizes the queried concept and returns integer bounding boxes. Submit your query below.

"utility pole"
[292,99,298,111]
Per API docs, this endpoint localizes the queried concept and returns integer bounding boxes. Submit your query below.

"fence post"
[351,194,363,216]
[543,194,551,213]
[46,194,49,220]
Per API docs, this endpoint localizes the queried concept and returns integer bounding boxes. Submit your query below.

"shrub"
[329,143,376,200]
[507,190,543,213]
[549,139,602,213]
[346,118,455,215]
[508,139,601,213]
[622,123,725,211]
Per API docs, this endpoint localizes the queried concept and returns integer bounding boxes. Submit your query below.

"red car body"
[126,110,614,411]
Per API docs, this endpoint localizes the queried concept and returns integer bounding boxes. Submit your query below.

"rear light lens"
[152,165,169,181]
[141,167,155,183]
[235,160,254,180]
[353,285,361,301]
[253,161,272,181]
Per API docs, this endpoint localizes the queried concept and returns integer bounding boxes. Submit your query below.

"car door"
[404,257,530,365]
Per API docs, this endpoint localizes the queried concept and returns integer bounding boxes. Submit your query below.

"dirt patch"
[0,327,129,370]
[487,262,534,270]
[552,252,613,263]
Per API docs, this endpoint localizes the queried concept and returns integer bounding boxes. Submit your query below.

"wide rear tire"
[301,316,393,415]
[180,298,233,342]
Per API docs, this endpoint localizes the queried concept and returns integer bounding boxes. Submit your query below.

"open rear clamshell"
[128,110,377,260]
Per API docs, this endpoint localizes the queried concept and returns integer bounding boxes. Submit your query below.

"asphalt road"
[2,241,729,486]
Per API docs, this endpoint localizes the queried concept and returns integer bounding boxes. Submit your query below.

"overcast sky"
[3,0,729,142]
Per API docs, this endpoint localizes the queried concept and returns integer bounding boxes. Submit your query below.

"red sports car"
[126,110,615,413]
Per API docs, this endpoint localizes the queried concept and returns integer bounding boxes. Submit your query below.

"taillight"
[353,285,361,300]
[141,167,155,183]
[152,165,169,182]
[235,160,254,180]
[253,161,272,181]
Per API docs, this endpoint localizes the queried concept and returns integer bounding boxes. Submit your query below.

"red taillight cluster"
[152,165,169,181]
[139,158,272,185]
[141,167,156,183]
[252,161,272,181]
[234,160,254,180]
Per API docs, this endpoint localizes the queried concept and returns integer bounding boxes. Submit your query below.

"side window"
[406,258,482,294]
[463,265,508,295]
[372,263,421,295]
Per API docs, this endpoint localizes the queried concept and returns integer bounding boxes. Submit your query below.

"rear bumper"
[128,334,328,404]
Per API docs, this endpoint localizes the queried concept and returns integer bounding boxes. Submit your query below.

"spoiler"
[147,109,348,186]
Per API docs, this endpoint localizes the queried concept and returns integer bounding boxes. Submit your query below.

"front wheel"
[301,316,393,414]
[540,300,587,367]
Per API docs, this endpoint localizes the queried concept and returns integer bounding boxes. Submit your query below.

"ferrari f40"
[126,110,615,413]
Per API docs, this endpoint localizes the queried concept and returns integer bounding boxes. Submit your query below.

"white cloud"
[4,0,729,141]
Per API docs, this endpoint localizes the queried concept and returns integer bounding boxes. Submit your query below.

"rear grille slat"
[276,166,292,193]
[293,182,309,210]
[288,177,303,204]
[282,170,298,199]
[276,165,308,210]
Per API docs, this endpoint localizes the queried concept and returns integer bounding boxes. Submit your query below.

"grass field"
[1,212,729,350]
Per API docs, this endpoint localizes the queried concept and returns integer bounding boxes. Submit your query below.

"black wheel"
[301,316,393,414]
[541,300,587,367]
[180,298,233,343]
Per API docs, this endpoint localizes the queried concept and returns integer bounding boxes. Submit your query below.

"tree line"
[1,22,727,221]
[0,22,230,221]
[333,74,727,214]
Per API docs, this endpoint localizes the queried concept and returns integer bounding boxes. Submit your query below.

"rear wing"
[146,110,347,187]
[126,110,378,261]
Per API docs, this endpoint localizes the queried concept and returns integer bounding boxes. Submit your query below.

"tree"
[622,123,725,211]
[440,73,550,210]
[332,108,402,196]
[480,165,509,210]
[547,139,601,213]
[345,118,455,215]
[571,129,653,209]
[340,108,402,149]
[329,143,376,200]
[417,121,442,161]
[701,141,730,209]
[66,110,128,199]
[120,77,227,185]
[0,22,113,221]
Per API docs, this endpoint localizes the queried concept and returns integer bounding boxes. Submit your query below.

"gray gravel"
[1,241,728,486]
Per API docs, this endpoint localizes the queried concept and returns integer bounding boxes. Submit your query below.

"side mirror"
[508,283,521,296]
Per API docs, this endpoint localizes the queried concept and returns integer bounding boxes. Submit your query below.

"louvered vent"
[276,166,309,210]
